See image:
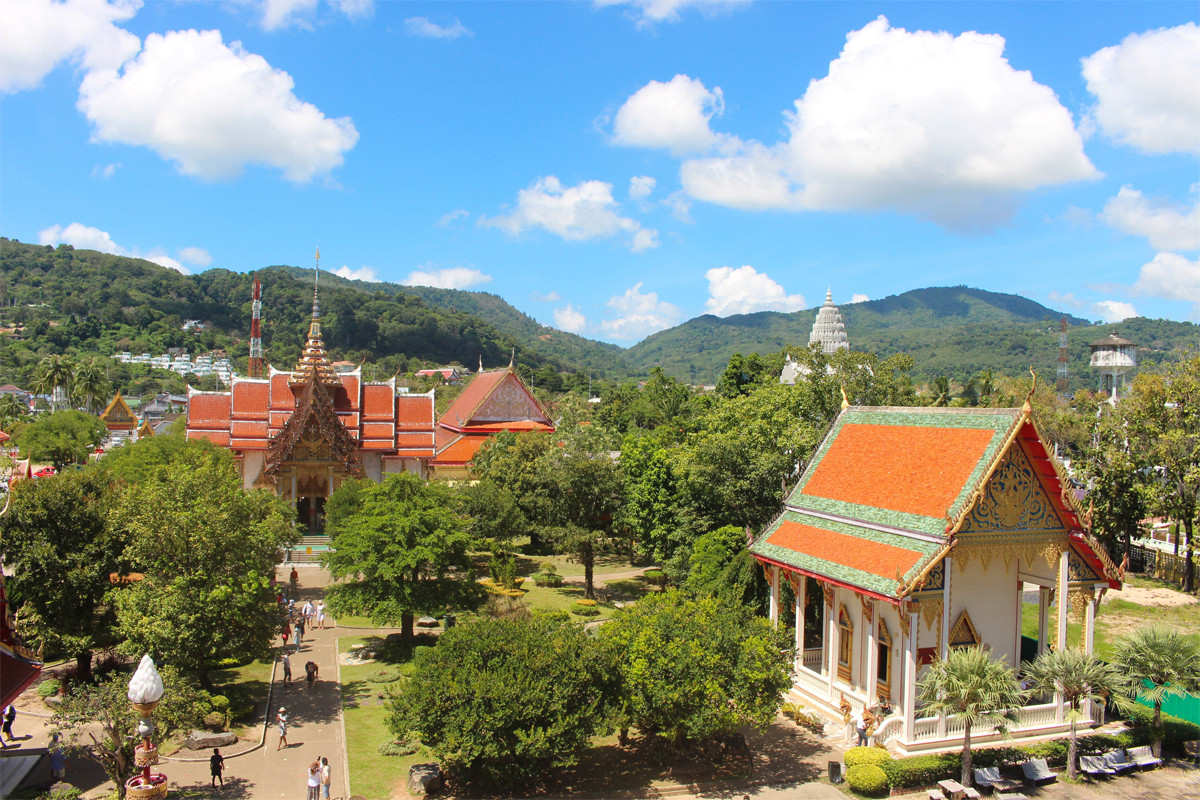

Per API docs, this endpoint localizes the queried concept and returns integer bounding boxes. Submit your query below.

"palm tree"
[32,355,75,411]
[1109,627,1200,756]
[0,394,25,431]
[72,357,111,413]
[1024,648,1128,778]
[917,647,1024,787]
[930,375,951,407]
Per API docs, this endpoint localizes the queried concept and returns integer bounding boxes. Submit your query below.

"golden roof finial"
[508,347,515,370]
[1022,366,1037,417]
[840,383,850,410]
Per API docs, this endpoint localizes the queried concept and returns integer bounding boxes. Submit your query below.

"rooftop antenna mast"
[1055,317,1068,394]
[248,275,264,378]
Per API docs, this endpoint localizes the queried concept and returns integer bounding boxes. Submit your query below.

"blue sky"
[2,0,1197,344]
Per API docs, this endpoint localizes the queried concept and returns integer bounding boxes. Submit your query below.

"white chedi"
[128,655,165,704]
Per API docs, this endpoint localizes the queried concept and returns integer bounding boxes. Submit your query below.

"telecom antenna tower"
[1055,317,1068,393]
[248,276,264,378]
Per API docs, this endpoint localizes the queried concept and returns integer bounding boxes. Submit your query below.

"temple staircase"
[283,535,331,564]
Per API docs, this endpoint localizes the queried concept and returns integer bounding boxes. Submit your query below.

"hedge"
[845,764,889,796]
[844,746,892,767]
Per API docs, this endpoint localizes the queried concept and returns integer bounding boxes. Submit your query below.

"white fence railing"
[913,717,940,741]
[802,649,822,671]
[874,716,903,743]
[793,664,827,698]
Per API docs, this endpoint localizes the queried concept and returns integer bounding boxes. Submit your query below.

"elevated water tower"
[1089,332,1136,402]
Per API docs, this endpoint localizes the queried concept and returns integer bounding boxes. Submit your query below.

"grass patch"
[209,657,274,736]
[339,635,432,799]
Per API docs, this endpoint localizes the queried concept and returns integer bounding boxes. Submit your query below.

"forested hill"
[275,265,631,377]
[625,286,1195,385]
[0,238,587,392]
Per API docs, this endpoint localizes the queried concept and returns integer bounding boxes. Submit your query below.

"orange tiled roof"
[396,394,434,427]
[188,394,231,426]
[766,520,927,582]
[802,423,996,518]
[433,434,488,465]
[231,381,270,418]
[361,385,394,419]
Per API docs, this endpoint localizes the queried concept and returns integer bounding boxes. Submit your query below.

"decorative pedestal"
[126,773,168,799]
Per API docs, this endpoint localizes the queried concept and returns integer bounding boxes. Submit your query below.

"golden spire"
[292,248,341,386]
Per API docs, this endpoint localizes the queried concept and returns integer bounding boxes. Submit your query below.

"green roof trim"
[751,510,943,598]
[786,407,1023,537]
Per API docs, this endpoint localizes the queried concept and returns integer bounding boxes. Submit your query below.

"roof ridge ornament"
[1022,366,1037,417]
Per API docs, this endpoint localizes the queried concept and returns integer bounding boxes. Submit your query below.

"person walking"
[289,566,299,599]
[49,733,67,779]
[276,707,289,750]
[316,600,326,630]
[320,756,331,800]
[306,761,322,800]
[294,619,304,650]
[1,703,15,743]
[305,660,319,689]
[210,747,225,787]
[282,620,291,649]
[282,650,293,684]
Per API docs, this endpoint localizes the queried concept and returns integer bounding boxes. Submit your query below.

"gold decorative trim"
[949,608,981,649]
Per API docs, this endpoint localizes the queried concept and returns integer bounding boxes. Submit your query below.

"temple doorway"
[296,496,327,534]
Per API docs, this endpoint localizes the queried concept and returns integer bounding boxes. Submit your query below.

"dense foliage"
[390,613,612,788]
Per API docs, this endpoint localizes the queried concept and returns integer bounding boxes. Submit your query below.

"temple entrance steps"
[283,535,331,564]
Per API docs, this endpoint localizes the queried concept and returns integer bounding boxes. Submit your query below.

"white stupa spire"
[808,288,849,354]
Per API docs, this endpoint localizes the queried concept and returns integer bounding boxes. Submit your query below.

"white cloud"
[1092,300,1139,323]
[594,0,751,26]
[1047,290,1085,310]
[480,175,657,252]
[553,304,587,333]
[91,162,121,179]
[600,282,682,340]
[402,266,491,289]
[676,17,1097,231]
[629,175,656,200]
[613,75,726,156]
[0,0,141,94]
[334,265,378,282]
[436,209,469,227]
[1131,252,1200,315]
[531,291,561,302]
[850,293,870,304]
[78,29,359,183]
[663,191,694,223]
[404,17,472,39]
[38,222,193,273]
[179,247,212,267]
[258,0,371,30]
[1100,185,1200,252]
[1081,23,1200,155]
[703,265,805,316]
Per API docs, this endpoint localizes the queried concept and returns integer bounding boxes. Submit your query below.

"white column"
[828,590,839,696]
[1056,550,1069,651]
[902,609,919,744]
[1084,586,1097,655]
[795,576,806,671]
[1037,587,1050,655]
[940,556,952,660]
[865,600,877,701]
[769,565,781,627]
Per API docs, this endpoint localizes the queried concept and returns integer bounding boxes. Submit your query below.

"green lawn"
[339,635,433,799]
[208,657,275,737]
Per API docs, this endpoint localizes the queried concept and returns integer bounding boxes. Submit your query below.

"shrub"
[203,712,226,731]
[37,679,62,699]
[880,753,959,788]
[1124,704,1200,747]
[572,606,601,617]
[377,736,420,757]
[845,764,889,796]
[533,572,563,587]
[576,598,597,607]
[844,746,892,767]
[37,784,83,800]
[780,701,804,721]
[372,667,403,683]
[793,711,825,734]
[643,569,665,588]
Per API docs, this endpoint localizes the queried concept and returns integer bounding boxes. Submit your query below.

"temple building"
[751,402,1121,755]
[809,289,849,354]
[186,269,551,529]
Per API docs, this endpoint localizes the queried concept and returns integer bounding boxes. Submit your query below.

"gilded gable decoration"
[960,445,1064,534]
[1068,548,1100,582]
[821,581,835,608]
[100,391,137,430]
[473,377,547,422]
[949,609,981,649]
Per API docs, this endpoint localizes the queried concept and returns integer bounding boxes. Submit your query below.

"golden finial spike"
[479,354,483,373]
[1022,366,1037,416]
[840,383,850,410]
[509,348,515,369]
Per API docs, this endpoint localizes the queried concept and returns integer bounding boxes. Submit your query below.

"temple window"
[876,621,892,701]
[837,604,853,682]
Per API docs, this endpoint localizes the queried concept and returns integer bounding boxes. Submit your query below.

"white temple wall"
[241,451,265,491]
[951,554,1020,666]
[361,452,383,483]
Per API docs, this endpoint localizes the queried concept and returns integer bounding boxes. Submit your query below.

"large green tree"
[72,356,112,413]
[0,469,128,681]
[111,442,295,689]
[16,409,105,469]
[323,472,481,639]
[599,590,791,747]
[916,647,1024,787]
[391,613,613,788]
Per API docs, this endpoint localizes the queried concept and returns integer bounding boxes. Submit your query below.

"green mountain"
[0,239,584,394]
[625,287,1196,386]
[275,265,631,377]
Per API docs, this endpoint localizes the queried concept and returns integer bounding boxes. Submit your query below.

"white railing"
[874,716,903,743]
[1017,702,1059,730]
[793,665,827,698]
[1090,351,1135,369]
[803,648,822,671]
[945,714,968,738]
[913,717,940,742]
